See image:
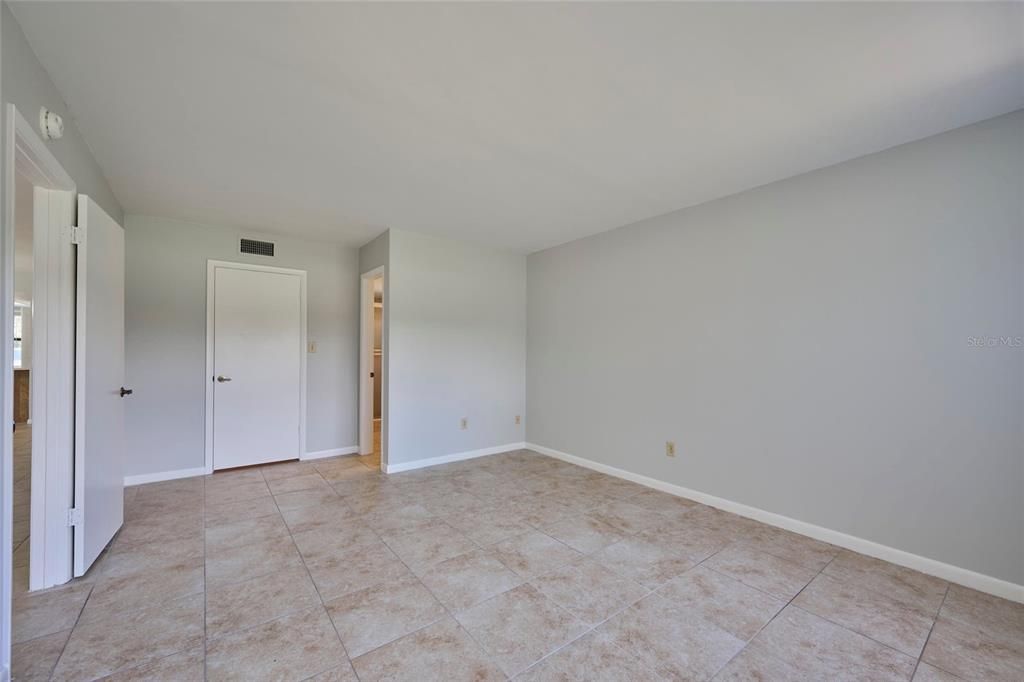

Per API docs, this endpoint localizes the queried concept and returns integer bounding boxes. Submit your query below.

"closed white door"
[211,265,304,470]
[73,196,126,576]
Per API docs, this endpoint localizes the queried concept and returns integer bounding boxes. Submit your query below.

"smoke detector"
[39,107,64,140]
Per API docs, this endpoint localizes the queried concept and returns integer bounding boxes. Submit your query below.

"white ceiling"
[11,2,1024,253]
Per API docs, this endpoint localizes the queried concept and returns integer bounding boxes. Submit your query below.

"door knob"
[216,375,232,383]
[119,387,133,397]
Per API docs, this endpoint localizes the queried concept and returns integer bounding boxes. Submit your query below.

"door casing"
[5,105,78,598]
[3,104,78,676]
[204,259,307,473]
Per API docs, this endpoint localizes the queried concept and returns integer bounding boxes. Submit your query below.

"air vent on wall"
[240,238,275,257]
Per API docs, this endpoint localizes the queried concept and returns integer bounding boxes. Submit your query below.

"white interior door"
[212,265,303,470]
[73,195,126,577]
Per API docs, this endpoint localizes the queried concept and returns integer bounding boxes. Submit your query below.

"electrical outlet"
[307,341,318,353]
[515,415,521,425]
[665,441,676,457]
[460,417,468,430]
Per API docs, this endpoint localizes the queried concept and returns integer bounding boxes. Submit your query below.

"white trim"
[526,442,1024,604]
[1,111,13,682]
[11,107,74,190]
[123,448,363,485]
[3,105,78,671]
[124,467,208,487]
[6,107,78,597]
[30,188,76,591]
[384,443,525,474]
[303,446,359,461]
[204,260,307,473]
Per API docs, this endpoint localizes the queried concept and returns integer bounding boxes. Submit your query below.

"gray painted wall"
[359,231,389,274]
[124,215,359,477]
[527,111,1024,584]
[2,3,121,222]
[388,229,526,465]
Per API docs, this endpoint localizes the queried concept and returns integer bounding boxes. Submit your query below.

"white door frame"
[359,266,385,468]
[3,104,77,663]
[204,260,307,473]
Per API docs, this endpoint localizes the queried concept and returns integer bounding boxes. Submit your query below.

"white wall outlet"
[666,441,676,457]
[515,415,521,425]
[460,417,468,430]
[308,341,318,353]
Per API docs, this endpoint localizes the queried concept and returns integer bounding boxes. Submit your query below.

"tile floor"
[12,424,31,552]
[11,424,32,599]
[10,447,1024,681]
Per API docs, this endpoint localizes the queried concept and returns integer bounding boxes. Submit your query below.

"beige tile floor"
[12,424,32,600]
[12,425,31,550]
[10,447,1024,681]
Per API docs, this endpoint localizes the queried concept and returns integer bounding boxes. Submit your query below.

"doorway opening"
[5,105,79,606]
[4,105,116,674]
[359,267,384,471]
[370,277,383,464]
[12,169,34,594]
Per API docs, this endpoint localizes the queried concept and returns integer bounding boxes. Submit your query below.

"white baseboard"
[526,442,1024,604]
[124,466,209,487]
[125,447,360,485]
[385,442,526,474]
[302,446,359,461]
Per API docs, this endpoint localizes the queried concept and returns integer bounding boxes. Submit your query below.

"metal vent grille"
[240,238,275,257]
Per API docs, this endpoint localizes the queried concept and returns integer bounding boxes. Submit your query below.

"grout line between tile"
[255,465,355,681]
[784,602,926,663]
[536,536,749,678]
[703,548,837,679]
[349,490,499,674]
[812,549,953,614]
[466,522,659,678]
[910,582,951,680]
[40,568,96,679]
[763,551,941,661]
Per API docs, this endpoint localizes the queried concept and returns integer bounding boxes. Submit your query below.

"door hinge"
[67,507,83,527]
[70,225,84,245]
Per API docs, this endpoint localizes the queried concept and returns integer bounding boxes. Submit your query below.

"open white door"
[73,195,126,576]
